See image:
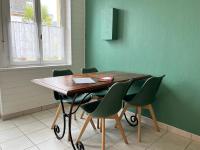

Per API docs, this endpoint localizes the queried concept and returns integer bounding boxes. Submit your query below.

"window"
[40,0,65,62]
[3,0,68,66]
[9,0,39,64]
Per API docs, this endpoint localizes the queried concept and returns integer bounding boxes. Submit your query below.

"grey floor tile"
[0,136,33,150]
[24,146,39,150]
[18,121,47,134]
[148,132,191,150]
[12,115,38,127]
[0,110,199,150]
[0,127,24,143]
[186,141,200,150]
[0,120,16,132]
[37,137,72,150]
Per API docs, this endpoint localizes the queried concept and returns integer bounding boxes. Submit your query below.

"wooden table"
[32,71,150,150]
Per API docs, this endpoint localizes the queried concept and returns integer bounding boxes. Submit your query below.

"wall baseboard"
[1,103,59,120]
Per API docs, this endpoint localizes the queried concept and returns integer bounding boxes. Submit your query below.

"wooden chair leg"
[97,118,100,129]
[102,118,105,150]
[74,112,77,120]
[114,114,128,144]
[80,111,85,119]
[137,106,142,143]
[77,115,92,142]
[100,118,102,133]
[90,119,96,130]
[148,104,160,132]
[115,103,129,128]
[119,103,129,121]
[51,103,62,129]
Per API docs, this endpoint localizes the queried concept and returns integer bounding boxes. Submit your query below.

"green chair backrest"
[129,75,165,106]
[91,80,133,117]
[53,69,73,100]
[82,67,98,73]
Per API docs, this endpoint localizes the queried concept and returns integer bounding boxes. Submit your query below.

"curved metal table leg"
[123,102,138,127]
[54,97,67,140]
[68,94,85,150]
[53,94,86,150]
[124,111,138,127]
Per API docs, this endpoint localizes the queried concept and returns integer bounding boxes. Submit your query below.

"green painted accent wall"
[85,0,200,135]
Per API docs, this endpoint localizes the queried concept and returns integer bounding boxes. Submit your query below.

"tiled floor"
[0,108,200,150]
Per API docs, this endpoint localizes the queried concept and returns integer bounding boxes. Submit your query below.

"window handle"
[40,34,42,40]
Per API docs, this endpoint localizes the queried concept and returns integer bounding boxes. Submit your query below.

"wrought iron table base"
[53,94,87,150]
[124,111,138,127]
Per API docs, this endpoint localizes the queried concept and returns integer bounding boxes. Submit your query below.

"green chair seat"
[124,75,165,106]
[81,100,101,113]
[81,80,133,118]
[63,93,93,105]
[124,79,147,101]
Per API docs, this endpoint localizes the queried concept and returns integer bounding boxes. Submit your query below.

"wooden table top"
[32,71,150,95]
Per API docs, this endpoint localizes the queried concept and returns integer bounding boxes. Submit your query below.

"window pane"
[41,0,64,62]
[9,0,40,63]
[10,0,35,23]
[40,0,61,26]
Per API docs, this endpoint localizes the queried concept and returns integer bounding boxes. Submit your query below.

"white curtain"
[42,26,64,62]
[9,21,40,64]
[9,22,65,64]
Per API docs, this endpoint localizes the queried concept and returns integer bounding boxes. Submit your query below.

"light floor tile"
[18,121,47,134]
[32,110,55,120]
[12,115,38,126]
[39,116,62,128]
[0,127,23,143]
[48,108,58,114]
[66,125,98,143]
[119,124,167,149]
[26,128,55,144]
[0,110,200,150]
[148,132,191,150]
[37,137,72,150]
[186,141,200,150]
[24,146,39,150]
[0,121,16,132]
[0,136,33,150]
[81,129,122,149]
[113,143,145,150]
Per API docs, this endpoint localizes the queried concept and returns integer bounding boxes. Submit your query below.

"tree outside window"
[23,4,52,26]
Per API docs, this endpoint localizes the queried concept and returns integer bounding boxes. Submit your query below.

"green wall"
[85,0,200,135]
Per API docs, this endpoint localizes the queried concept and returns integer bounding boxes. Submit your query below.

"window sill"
[0,63,72,72]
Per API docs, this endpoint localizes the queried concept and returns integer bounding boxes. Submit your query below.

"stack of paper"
[73,78,96,84]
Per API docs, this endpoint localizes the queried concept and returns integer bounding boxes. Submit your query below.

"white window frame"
[0,0,72,68]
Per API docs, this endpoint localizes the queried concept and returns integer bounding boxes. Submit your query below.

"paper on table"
[73,78,96,84]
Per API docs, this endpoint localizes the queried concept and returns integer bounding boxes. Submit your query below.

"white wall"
[0,0,85,117]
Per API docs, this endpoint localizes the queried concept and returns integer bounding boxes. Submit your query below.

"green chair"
[80,67,108,120]
[51,69,96,132]
[119,75,165,142]
[82,67,98,73]
[76,80,132,150]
